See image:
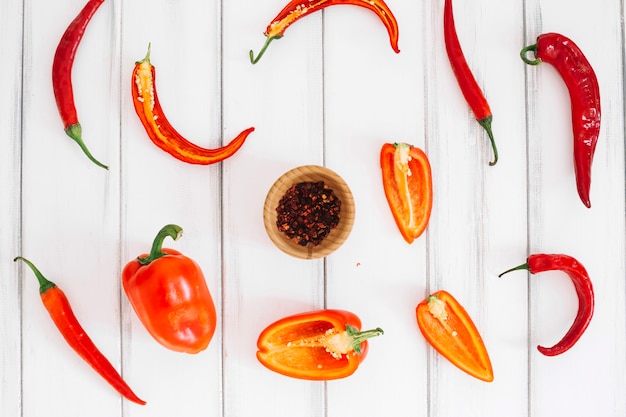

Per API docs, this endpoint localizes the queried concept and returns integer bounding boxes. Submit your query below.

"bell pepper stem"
[249,35,282,64]
[498,262,530,278]
[14,257,56,294]
[346,325,384,354]
[137,224,183,265]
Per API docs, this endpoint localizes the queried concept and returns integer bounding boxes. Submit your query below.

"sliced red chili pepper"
[14,257,145,404]
[256,309,383,380]
[499,253,594,356]
[380,142,433,244]
[250,0,400,64]
[132,44,255,165]
[521,33,600,208]
[416,290,494,382]
[52,0,108,169]
[444,0,498,166]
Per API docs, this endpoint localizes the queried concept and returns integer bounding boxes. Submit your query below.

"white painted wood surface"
[1,0,625,416]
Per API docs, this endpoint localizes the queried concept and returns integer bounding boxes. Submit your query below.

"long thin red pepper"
[521,33,600,208]
[443,0,498,166]
[132,44,255,165]
[250,0,400,64]
[15,257,146,405]
[52,0,108,169]
[499,253,594,356]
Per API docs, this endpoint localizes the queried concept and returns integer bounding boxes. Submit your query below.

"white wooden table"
[2,0,625,416]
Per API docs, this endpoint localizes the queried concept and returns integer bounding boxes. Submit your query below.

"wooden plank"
[322,0,429,415]
[524,0,626,416]
[221,0,326,415]
[119,0,224,416]
[0,0,24,415]
[421,0,530,415]
[19,0,125,415]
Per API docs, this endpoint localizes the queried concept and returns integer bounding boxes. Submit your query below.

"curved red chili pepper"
[132,45,254,165]
[443,0,498,166]
[52,0,108,169]
[499,253,594,356]
[521,33,600,208]
[250,0,400,64]
[14,257,145,404]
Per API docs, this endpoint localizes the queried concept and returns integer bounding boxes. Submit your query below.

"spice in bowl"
[263,165,355,259]
[276,181,341,247]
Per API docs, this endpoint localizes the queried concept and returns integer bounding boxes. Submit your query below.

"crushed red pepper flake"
[276,181,341,246]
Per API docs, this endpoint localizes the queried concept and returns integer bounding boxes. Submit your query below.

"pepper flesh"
[256,309,383,380]
[416,290,494,382]
[52,0,108,169]
[499,253,594,356]
[132,45,255,164]
[380,142,433,244]
[250,0,400,64]
[122,225,217,354]
[444,0,498,166]
[14,257,145,404]
[521,33,600,208]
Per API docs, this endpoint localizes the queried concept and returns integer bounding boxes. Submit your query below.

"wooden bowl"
[263,165,355,259]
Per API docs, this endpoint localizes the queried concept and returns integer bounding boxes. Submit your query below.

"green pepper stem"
[498,262,530,278]
[249,35,282,64]
[14,257,56,294]
[65,123,108,170]
[137,42,152,65]
[520,44,541,65]
[346,325,384,354]
[478,116,498,166]
[137,224,183,265]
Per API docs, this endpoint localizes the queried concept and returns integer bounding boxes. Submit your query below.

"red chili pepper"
[521,33,600,208]
[443,0,498,166]
[250,0,400,64]
[416,290,494,382]
[132,44,255,165]
[122,224,217,354]
[499,253,594,356]
[14,257,145,405]
[256,309,383,380]
[52,0,108,169]
[380,142,433,244]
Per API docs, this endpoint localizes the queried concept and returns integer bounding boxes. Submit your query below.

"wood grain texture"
[0,0,23,416]
[1,0,625,415]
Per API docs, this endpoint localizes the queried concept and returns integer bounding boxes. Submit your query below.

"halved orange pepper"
[256,309,383,380]
[380,142,433,244]
[416,290,493,382]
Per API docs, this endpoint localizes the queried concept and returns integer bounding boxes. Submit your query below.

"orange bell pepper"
[256,309,383,380]
[380,142,433,244]
[416,290,493,382]
[122,224,217,354]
